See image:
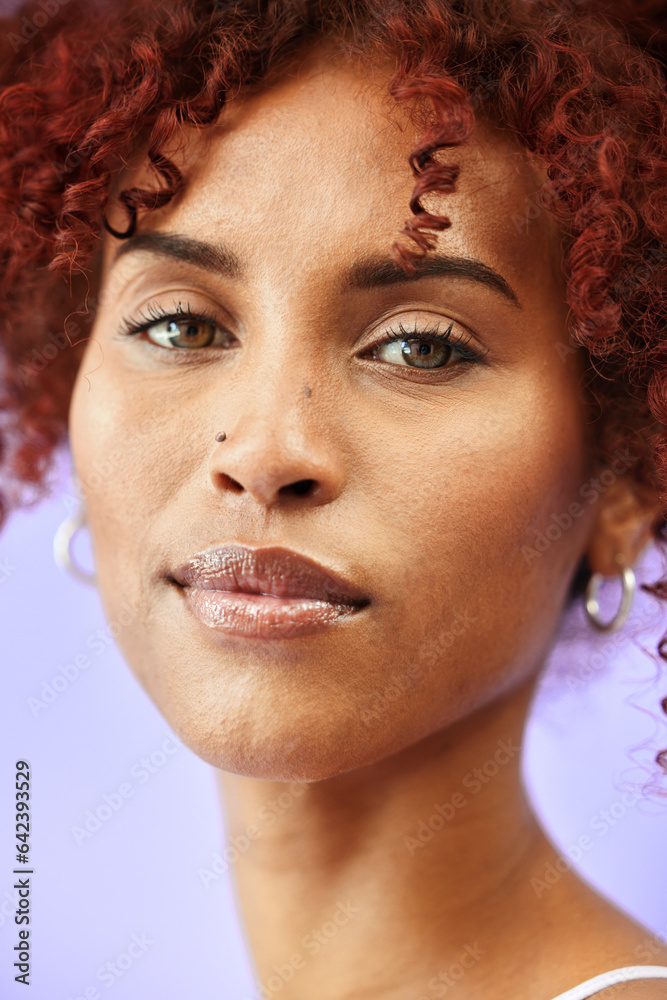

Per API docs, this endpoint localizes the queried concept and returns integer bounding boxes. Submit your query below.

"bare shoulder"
[594,982,667,999]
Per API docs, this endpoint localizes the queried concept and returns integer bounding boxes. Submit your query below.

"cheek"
[364,365,590,580]
[68,346,197,609]
[349,370,592,719]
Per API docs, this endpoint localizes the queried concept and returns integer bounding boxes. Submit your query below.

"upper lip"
[171,544,370,607]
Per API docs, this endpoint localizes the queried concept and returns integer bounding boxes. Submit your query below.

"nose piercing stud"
[214,431,227,442]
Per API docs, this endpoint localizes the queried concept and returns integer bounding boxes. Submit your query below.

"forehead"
[105,49,563,293]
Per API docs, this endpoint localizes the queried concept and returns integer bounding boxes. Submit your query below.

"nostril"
[287,479,316,497]
[223,474,244,494]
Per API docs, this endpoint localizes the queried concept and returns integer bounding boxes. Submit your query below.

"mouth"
[170,544,371,640]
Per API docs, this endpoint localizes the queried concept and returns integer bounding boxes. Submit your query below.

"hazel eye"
[117,302,238,351]
[146,317,233,349]
[376,336,458,369]
[371,321,484,370]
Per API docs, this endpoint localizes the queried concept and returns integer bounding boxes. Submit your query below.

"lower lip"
[181,588,364,639]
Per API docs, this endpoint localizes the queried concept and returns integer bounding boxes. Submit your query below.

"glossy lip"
[171,544,370,640]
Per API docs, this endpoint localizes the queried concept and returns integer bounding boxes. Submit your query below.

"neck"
[215,675,635,999]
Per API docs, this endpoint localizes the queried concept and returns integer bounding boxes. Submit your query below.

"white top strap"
[550,966,667,1000]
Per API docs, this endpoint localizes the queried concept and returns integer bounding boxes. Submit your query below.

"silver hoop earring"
[53,506,96,587]
[584,561,636,632]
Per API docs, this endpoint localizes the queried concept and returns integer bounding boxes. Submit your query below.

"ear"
[585,473,663,577]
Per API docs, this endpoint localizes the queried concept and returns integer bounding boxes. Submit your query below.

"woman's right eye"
[144,316,235,350]
[118,304,237,351]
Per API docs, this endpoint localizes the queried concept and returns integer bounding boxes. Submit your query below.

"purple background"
[1,452,667,998]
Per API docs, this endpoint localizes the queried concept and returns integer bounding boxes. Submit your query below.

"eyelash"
[118,300,219,339]
[117,304,488,366]
[370,320,487,364]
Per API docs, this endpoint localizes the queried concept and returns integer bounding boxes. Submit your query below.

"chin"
[144,678,421,783]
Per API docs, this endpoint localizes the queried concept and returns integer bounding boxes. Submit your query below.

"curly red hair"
[1,0,667,760]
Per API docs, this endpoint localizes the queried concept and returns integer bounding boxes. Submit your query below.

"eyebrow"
[111,231,242,278]
[347,254,520,307]
[110,230,521,308]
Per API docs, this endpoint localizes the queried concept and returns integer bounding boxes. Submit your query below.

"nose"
[207,383,346,510]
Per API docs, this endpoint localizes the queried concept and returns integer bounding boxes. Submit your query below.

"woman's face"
[70,50,598,780]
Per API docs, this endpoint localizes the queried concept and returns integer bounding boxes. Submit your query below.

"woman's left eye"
[370,321,485,370]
